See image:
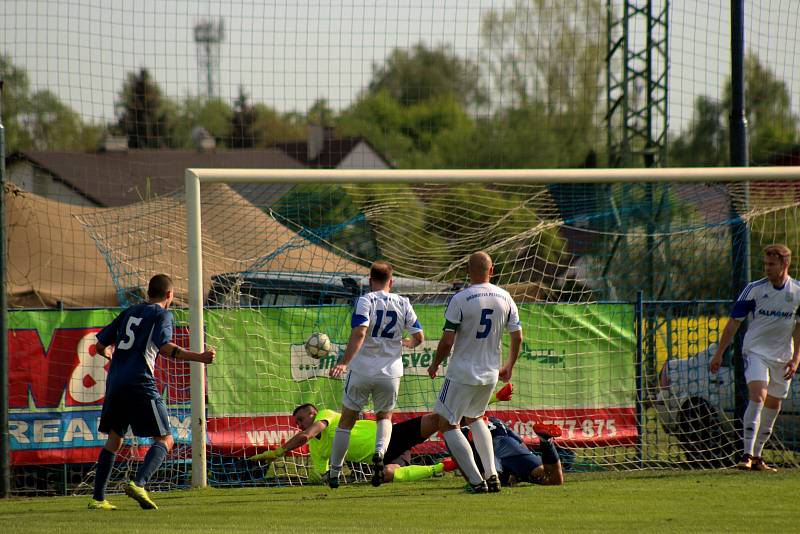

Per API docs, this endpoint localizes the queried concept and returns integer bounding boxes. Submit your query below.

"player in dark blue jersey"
[454,416,564,487]
[88,274,216,511]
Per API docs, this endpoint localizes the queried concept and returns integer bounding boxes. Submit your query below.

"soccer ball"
[305,332,332,359]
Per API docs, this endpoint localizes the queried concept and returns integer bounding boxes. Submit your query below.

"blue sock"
[92,448,116,501]
[539,438,559,466]
[134,442,169,487]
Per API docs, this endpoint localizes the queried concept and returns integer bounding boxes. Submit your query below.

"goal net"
[71,167,800,491]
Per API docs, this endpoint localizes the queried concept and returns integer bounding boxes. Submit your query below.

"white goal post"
[185,166,800,488]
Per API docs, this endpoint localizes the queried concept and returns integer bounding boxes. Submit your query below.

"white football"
[305,332,332,359]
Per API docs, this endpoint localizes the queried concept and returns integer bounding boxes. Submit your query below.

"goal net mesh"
[71,176,800,490]
[5,0,800,493]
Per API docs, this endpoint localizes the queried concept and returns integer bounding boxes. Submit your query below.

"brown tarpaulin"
[6,185,119,308]
[7,183,367,308]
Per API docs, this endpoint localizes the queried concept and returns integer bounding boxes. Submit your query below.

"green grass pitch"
[2,470,800,533]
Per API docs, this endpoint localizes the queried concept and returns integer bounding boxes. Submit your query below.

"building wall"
[8,161,35,192]
[7,161,95,207]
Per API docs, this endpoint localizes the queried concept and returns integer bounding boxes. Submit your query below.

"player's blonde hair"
[763,244,791,263]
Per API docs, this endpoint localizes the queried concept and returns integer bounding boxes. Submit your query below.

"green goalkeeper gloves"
[249,447,285,464]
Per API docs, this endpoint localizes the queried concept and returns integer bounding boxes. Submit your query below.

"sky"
[3,0,800,136]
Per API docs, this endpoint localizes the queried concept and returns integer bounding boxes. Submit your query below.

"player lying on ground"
[249,383,514,484]
[451,416,564,487]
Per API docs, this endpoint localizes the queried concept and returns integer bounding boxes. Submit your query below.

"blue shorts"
[99,387,171,438]
[499,453,543,484]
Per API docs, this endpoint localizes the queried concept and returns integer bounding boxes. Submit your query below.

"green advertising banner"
[9,308,120,344]
[5,304,637,457]
[203,303,636,417]
[7,305,635,418]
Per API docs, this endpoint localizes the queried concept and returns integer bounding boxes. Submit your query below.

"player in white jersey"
[327,260,424,487]
[710,244,800,471]
[427,251,522,493]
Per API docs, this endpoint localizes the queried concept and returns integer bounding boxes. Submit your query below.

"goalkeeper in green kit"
[249,383,514,484]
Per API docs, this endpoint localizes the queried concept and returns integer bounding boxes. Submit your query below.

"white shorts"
[433,377,495,425]
[744,353,792,399]
[342,369,400,413]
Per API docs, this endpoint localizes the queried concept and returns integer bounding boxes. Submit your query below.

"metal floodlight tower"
[605,0,671,292]
[606,1,669,169]
[605,1,670,404]
[194,19,224,100]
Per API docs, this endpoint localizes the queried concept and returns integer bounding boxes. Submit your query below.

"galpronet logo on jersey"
[757,308,795,319]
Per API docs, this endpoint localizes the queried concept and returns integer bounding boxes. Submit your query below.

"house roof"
[8,148,303,207]
[762,145,800,166]
[273,137,394,168]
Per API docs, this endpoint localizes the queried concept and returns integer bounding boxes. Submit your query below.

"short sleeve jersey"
[348,290,422,378]
[486,417,530,459]
[308,409,378,473]
[730,277,800,363]
[460,416,528,475]
[443,283,522,385]
[95,303,173,395]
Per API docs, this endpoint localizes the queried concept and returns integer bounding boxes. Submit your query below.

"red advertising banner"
[208,408,638,459]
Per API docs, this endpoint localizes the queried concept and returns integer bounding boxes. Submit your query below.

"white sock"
[753,406,779,457]
[329,427,351,473]
[742,401,763,456]
[469,419,497,479]
[375,419,392,457]
[442,428,483,485]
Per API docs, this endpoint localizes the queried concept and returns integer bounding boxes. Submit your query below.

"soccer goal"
[78,166,800,491]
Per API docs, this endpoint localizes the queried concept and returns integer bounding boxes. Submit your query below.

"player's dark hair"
[370,260,393,284]
[292,403,317,417]
[148,274,174,299]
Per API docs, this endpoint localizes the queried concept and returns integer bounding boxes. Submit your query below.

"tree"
[670,54,799,166]
[0,54,33,151]
[173,96,232,148]
[114,68,175,148]
[467,103,568,168]
[26,90,103,150]
[482,0,604,112]
[336,42,490,168]
[729,54,799,162]
[669,96,727,167]
[228,87,305,148]
[337,90,476,168]
[1,55,103,152]
[368,43,486,108]
[272,183,383,261]
[306,98,336,127]
[480,0,605,167]
[229,86,258,148]
[252,103,305,147]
